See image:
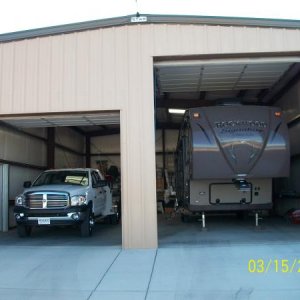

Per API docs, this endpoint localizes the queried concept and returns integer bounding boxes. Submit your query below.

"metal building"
[1,15,300,248]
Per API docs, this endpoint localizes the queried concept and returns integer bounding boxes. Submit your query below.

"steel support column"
[47,128,55,169]
[0,164,9,232]
[162,129,166,189]
[86,136,91,168]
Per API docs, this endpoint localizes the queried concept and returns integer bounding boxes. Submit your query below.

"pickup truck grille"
[26,192,69,209]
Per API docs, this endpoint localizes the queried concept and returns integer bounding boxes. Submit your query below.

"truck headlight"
[15,195,25,206]
[71,195,87,206]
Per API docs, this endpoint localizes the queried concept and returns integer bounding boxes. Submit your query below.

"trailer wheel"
[17,224,32,237]
[81,209,93,237]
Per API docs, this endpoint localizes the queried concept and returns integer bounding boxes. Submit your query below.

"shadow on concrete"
[0,221,121,247]
[158,213,300,248]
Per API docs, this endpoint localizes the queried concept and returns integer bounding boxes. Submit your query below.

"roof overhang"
[1,14,300,43]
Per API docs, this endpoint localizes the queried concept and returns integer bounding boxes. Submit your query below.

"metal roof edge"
[1,13,300,43]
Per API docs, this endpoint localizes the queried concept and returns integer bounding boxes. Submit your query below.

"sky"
[0,0,299,34]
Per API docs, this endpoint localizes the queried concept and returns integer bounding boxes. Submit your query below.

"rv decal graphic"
[215,120,267,129]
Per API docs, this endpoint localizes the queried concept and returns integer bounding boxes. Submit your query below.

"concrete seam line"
[86,249,122,300]
[144,249,158,300]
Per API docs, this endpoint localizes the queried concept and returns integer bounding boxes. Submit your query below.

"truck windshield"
[33,171,89,187]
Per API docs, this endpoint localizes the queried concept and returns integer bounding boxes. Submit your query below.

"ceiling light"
[168,109,185,114]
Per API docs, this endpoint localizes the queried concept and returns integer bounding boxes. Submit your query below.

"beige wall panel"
[100,28,117,110]
[36,38,51,112]
[122,25,145,248]
[156,25,300,56]
[62,34,77,112]
[119,24,157,248]
[1,24,300,114]
[284,29,300,50]
[243,27,260,53]
[75,32,92,111]
[138,26,157,249]
[190,25,207,54]
[152,24,168,56]
[166,25,183,55]
[49,36,64,112]
[1,23,300,248]
[25,40,39,112]
[0,43,14,113]
[13,41,26,113]
[89,31,103,108]
[113,27,129,109]
[180,25,201,55]
[216,26,235,54]
[206,25,223,54]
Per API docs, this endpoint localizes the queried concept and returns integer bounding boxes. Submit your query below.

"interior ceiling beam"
[0,158,46,170]
[156,97,214,109]
[257,89,270,102]
[0,121,84,156]
[260,63,300,105]
[69,126,86,136]
[0,120,46,142]
[269,67,300,106]
[87,128,120,137]
[90,151,175,157]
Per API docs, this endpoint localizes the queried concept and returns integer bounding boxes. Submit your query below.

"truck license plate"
[38,218,50,225]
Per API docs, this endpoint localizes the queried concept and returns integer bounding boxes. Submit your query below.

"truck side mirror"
[23,181,32,188]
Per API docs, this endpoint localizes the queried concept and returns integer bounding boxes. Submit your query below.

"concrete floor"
[0,215,300,299]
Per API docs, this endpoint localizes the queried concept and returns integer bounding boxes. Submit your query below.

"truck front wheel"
[17,224,32,237]
[80,209,93,237]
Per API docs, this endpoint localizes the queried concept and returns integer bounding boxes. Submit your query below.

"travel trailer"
[175,104,290,224]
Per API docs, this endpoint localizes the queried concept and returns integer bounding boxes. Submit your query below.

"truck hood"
[23,185,89,196]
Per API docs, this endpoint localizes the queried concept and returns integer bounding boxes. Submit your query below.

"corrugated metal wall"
[0,127,47,166]
[2,24,300,114]
[1,23,300,248]
[0,125,85,229]
[90,130,178,170]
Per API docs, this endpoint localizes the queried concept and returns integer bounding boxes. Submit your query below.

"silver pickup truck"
[14,168,118,237]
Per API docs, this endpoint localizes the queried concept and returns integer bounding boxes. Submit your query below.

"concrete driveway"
[0,215,300,299]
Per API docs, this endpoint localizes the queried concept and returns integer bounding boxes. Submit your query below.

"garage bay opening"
[154,57,300,247]
[0,112,122,247]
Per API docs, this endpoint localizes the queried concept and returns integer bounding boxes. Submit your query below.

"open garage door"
[153,56,300,247]
[0,111,122,247]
